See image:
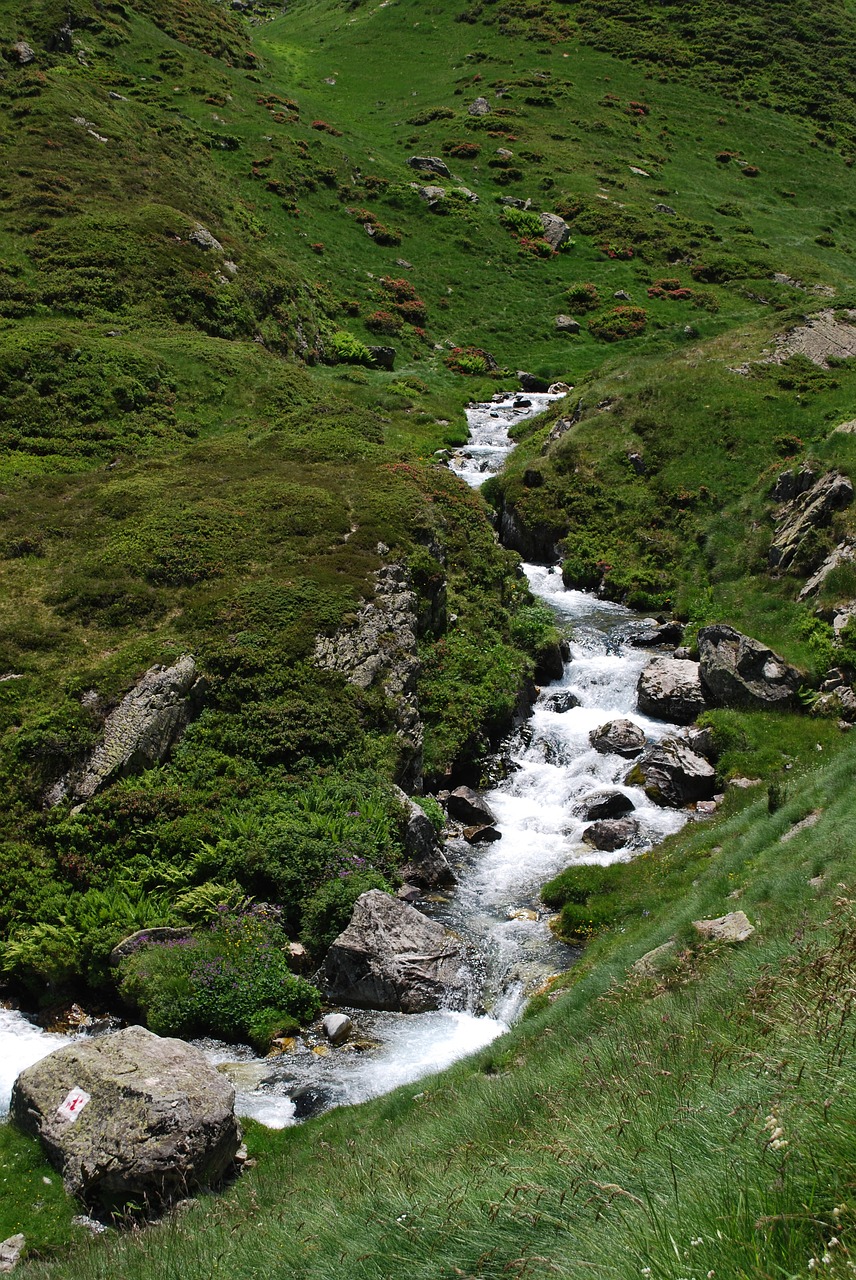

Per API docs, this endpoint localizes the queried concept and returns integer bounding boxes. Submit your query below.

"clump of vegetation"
[588,305,648,340]
[564,281,600,312]
[365,309,403,335]
[329,329,374,363]
[444,346,497,375]
[118,908,321,1049]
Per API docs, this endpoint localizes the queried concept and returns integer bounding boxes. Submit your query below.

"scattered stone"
[0,1236,25,1273]
[626,738,716,808]
[555,315,580,333]
[109,927,192,967]
[495,147,514,159]
[629,165,650,176]
[463,824,502,844]
[468,96,491,116]
[770,471,854,572]
[812,685,856,720]
[655,203,677,214]
[71,1215,107,1236]
[517,371,550,392]
[629,620,684,648]
[631,940,675,977]
[507,907,538,921]
[11,41,35,63]
[407,155,451,178]
[548,381,572,395]
[288,941,308,967]
[46,656,204,808]
[367,344,396,370]
[188,224,224,252]
[499,197,531,209]
[582,817,640,851]
[446,785,497,826]
[697,624,803,711]
[589,718,646,758]
[289,1084,333,1120]
[538,212,571,250]
[11,1027,240,1211]
[572,790,634,822]
[108,91,127,100]
[323,890,471,1013]
[728,776,762,789]
[613,289,631,301]
[833,418,856,435]
[397,885,421,903]
[693,911,754,943]
[628,451,646,475]
[322,1013,353,1045]
[415,184,446,204]
[695,799,719,815]
[636,658,706,724]
[453,186,479,203]
[808,874,825,888]
[780,809,822,842]
[543,689,579,713]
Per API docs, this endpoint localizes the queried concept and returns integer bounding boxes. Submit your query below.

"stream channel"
[1,389,689,1130]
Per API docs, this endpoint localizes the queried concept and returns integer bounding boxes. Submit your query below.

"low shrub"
[409,106,455,125]
[444,346,497,376]
[499,206,544,239]
[118,908,321,1044]
[299,869,391,956]
[365,309,404,335]
[564,281,600,312]
[442,141,481,159]
[588,306,648,341]
[541,864,626,942]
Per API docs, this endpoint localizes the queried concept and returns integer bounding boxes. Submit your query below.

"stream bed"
[1,389,689,1128]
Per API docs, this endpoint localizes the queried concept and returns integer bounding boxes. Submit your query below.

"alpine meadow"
[2,0,856,1277]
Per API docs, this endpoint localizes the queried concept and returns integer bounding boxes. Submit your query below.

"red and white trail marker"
[56,1087,91,1123]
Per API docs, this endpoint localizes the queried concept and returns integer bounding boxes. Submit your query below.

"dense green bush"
[118,909,321,1045]
[299,869,392,956]
[564,281,600,312]
[329,330,374,365]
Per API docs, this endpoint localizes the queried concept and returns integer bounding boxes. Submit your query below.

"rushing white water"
[0,387,690,1130]
[0,1006,72,1116]
[450,390,564,487]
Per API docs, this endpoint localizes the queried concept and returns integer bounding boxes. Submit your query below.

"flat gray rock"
[693,911,754,943]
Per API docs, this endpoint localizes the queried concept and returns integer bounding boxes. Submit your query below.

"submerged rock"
[543,689,580,714]
[636,657,706,725]
[697,624,803,711]
[323,890,471,1013]
[626,738,716,808]
[11,1026,240,1211]
[582,817,640,851]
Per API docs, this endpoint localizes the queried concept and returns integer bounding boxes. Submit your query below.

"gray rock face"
[12,41,35,63]
[572,790,634,822]
[798,538,856,599]
[769,470,854,572]
[555,315,580,333]
[628,620,684,648]
[47,656,204,808]
[626,738,716,808]
[589,718,646,758]
[697,624,803,711]
[582,817,641,851]
[11,1026,240,1210]
[467,96,491,116]
[407,155,451,178]
[517,370,550,392]
[538,212,571,250]
[0,1235,25,1273]
[415,184,446,204]
[187,223,224,252]
[323,890,471,1013]
[636,658,706,725]
[315,564,423,788]
[446,785,497,826]
[453,186,479,203]
[693,911,754,943]
[394,787,455,889]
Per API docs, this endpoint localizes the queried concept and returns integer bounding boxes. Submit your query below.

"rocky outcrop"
[0,1235,25,1273]
[446,785,497,827]
[11,1026,240,1211]
[538,212,571,250]
[626,738,716,808]
[555,315,580,333]
[368,345,396,370]
[468,96,491,116]
[314,563,423,788]
[46,656,204,808]
[636,658,706,725]
[697,624,803,711]
[572,790,634,822]
[589,718,646,758]
[769,470,853,572]
[407,156,451,178]
[693,911,754,943]
[394,787,455,889]
[323,890,471,1013]
[582,817,641,851]
[798,539,856,599]
[496,499,562,562]
[415,184,446,205]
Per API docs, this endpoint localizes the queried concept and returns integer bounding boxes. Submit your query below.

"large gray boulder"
[323,890,471,1013]
[589,718,647,758]
[446,785,497,827]
[572,790,634,822]
[626,738,716,808]
[769,470,853,572]
[46,656,204,808]
[636,657,706,724]
[10,1027,239,1211]
[407,155,451,179]
[697,624,803,711]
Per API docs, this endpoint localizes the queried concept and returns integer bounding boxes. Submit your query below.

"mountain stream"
[1,389,689,1129]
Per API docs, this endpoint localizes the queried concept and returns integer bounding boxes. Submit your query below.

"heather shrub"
[588,306,648,341]
[564,281,600,312]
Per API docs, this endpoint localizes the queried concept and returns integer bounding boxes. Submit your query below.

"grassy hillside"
[2,0,856,1269]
